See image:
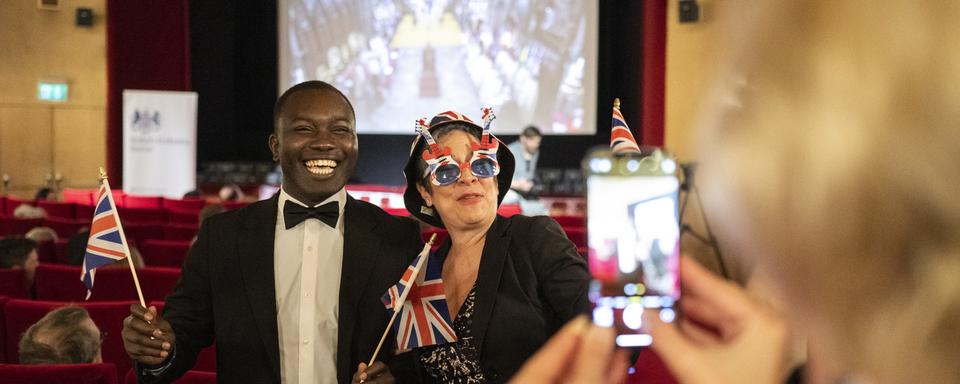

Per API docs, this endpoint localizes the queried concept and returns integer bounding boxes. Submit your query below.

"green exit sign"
[38,81,69,102]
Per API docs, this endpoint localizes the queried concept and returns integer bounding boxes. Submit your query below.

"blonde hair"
[698,2,960,382]
[25,226,59,243]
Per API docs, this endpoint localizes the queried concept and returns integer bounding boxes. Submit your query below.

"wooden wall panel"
[0,0,107,105]
[0,0,107,197]
[53,107,106,188]
[0,106,54,194]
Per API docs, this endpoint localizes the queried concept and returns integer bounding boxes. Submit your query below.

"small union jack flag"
[611,100,641,154]
[381,253,424,310]
[80,179,131,300]
[382,249,457,352]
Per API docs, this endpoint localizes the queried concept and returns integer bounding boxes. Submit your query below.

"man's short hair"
[273,80,356,134]
[520,125,542,138]
[19,306,101,364]
[0,237,37,269]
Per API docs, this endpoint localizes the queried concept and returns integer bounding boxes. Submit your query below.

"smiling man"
[122,81,422,383]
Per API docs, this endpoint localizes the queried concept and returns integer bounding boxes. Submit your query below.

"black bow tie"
[283,200,339,229]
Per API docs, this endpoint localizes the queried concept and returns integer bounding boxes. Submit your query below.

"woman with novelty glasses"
[381,109,591,383]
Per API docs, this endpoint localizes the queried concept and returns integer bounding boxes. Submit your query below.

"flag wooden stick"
[99,167,147,308]
[367,233,437,366]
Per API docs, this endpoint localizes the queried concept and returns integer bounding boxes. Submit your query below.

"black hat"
[403,110,515,228]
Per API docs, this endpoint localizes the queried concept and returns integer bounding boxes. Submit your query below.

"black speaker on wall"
[679,0,700,23]
[76,7,93,27]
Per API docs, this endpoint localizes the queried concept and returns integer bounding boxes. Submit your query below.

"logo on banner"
[131,110,161,134]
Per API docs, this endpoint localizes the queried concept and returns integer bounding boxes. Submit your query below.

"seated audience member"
[66,230,90,266]
[13,204,47,219]
[504,125,547,215]
[35,187,54,201]
[217,183,244,202]
[0,237,40,287]
[104,246,145,269]
[181,190,202,199]
[26,226,59,243]
[515,2,960,384]
[197,204,225,226]
[19,305,104,364]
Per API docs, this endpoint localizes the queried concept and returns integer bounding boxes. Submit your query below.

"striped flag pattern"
[611,103,642,154]
[382,248,457,352]
[381,253,425,311]
[80,181,131,299]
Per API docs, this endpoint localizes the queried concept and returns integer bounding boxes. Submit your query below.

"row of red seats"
[2,194,237,218]
[1,203,210,226]
[61,189,227,211]
[0,296,216,383]
[0,265,181,302]
[0,365,215,384]
[0,215,200,239]
[25,238,190,269]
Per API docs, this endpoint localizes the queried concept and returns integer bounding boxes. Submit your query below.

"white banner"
[122,90,198,198]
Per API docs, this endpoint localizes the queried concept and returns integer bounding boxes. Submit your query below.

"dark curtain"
[106,0,192,188]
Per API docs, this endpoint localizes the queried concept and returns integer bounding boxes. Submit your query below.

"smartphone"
[582,147,680,347]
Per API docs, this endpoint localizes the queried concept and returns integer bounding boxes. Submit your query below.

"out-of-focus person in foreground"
[515,2,960,383]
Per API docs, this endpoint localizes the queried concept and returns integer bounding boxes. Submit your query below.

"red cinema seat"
[0,216,8,237]
[162,224,197,242]
[165,208,200,225]
[0,363,118,384]
[0,196,6,214]
[123,195,162,209]
[3,196,30,216]
[4,299,132,381]
[122,223,163,246]
[42,217,88,238]
[162,198,206,211]
[36,201,76,219]
[497,204,521,217]
[551,215,585,228]
[125,368,216,384]
[0,269,29,299]
[110,191,126,208]
[5,218,43,236]
[35,240,56,264]
[384,207,410,216]
[563,227,587,248]
[75,204,95,221]
[34,264,180,302]
[150,301,217,373]
[0,295,9,362]
[140,240,191,268]
[62,189,95,205]
[53,238,71,265]
[116,207,164,225]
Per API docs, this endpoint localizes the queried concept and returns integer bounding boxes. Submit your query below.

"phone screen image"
[586,173,680,347]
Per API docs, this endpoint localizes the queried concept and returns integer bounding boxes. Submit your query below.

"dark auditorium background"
[0,1,732,382]
[0,0,709,191]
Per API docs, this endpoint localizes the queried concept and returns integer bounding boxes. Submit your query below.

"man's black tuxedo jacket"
[138,195,422,383]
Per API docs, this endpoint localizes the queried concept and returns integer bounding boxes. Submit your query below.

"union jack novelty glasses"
[417,108,501,186]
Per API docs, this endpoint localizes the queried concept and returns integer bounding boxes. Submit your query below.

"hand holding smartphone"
[583,148,680,347]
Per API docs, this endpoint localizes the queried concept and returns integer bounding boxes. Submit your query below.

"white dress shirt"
[275,187,345,384]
